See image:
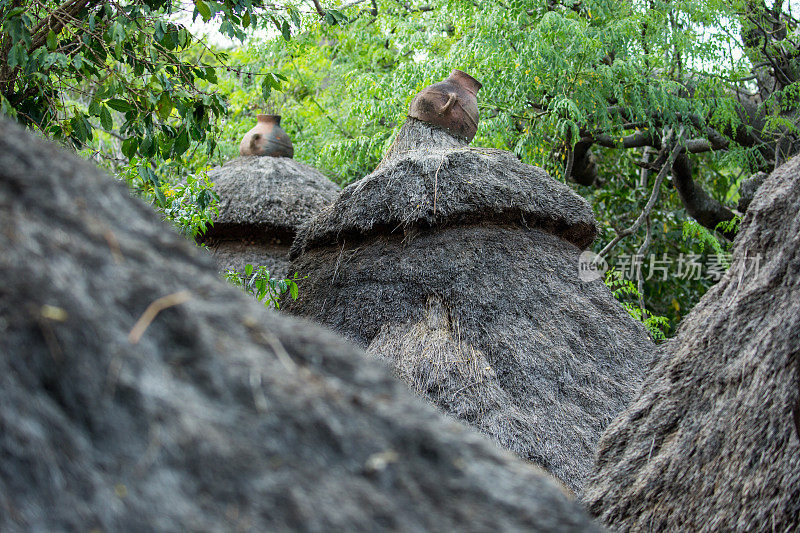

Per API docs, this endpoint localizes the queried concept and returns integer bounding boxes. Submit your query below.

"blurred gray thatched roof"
[285,130,653,493]
[207,155,339,238]
[0,118,603,531]
[290,146,597,258]
[582,157,800,530]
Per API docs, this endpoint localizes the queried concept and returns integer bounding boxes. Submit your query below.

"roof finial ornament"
[240,114,294,158]
[408,69,482,141]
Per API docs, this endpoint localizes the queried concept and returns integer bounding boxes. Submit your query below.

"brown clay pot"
[239,114,294,158]
[407,69,482,141]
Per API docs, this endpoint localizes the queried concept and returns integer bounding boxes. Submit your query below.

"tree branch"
[310,0,326,17]
[563,145,574,182]
[598,135,684,260]
[670,153,737,239]
[30,0,102,51]
[569,140,597,186]
[585,127,727,154]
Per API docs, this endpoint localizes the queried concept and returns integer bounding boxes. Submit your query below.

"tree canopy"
[4,0,799,335]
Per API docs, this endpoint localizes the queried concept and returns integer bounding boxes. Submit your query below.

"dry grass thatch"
[378,116,468,169]
[0,117,604,532]
[285,124,655,492]
[205,235,292,279]
[581,156,800,531]
[201,156,338,276]
[290,146,598,259]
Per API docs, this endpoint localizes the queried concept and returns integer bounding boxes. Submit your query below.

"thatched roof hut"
[201,155,339,277]
[0,117,604,531]
[284,116,655,493]
[581,157,800,530]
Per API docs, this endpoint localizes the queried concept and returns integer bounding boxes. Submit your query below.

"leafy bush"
[225,264,302,310]
[605,269,670,341]
[115,157,219,238]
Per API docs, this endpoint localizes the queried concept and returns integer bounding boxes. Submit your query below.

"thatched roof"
[205,236,292,278]
[377,116,468,169]
[284,124,654,493]
[291,146,598,258]
[206,155,339,238]
[0,118,603,531]
[581,156,800,530]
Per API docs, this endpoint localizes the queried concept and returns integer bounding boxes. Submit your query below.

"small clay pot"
[239,114,294,158]
[408,69,482,141]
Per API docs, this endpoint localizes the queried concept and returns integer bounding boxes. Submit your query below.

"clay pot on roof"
[199,121,339,278]
[240,114,294,158]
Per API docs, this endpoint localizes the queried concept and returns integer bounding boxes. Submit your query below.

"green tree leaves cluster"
[225,264,302,309]
[3,1,214,157]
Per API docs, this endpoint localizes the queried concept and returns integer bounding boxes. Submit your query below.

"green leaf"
[95,84,115,99]
[329,9,349,24]
[7,41,27,69]
[203,65,217,84]
[46,30,57,51]
[162,31,175,50]
[281,19,291,41]
[242,11,251,28]
[138,165,165,205]
[153,183,166,206]
[4,7,26,19]
[106,98,134,112]
[173,130,190,157]
[153,20,166,42]
[263,72,282,92]
[289,6,301,27]
[261,77,272,100]
[26,47,46,71]
[138,165,152,184]
[70,114,90,144]
[194,0,212,22]
[121,137,139,159]
[156,92,173,120]
[139,135,154,157]
[99,105,113,131]
[289,281,299,300]
[177,28,191,48]
[245,264,253,276]
[88,99,102,116]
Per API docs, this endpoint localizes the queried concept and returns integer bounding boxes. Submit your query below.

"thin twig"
[597,129,684,260]
[636,216,652,316]
[128,290,192,344]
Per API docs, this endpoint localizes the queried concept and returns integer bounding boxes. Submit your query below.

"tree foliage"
[4,0,798,335]
[224,264,302,309]
[204,0,798,333]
